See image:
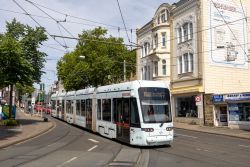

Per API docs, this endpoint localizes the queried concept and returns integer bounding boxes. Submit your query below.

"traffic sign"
[195,95,201,102]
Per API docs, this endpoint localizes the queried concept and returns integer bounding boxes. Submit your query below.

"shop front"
[171,86,204,125]
[212,93,250,130]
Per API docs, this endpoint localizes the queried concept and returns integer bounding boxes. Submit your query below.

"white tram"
[51,80,173,146]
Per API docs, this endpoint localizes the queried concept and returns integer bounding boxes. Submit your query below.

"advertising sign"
[208,0,248,69]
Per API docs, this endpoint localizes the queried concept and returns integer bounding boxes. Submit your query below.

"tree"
[57,27,136,91]
[0,19,47,118]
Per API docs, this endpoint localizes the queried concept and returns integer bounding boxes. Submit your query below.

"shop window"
[229,103,250,121]
[176,96,198,118]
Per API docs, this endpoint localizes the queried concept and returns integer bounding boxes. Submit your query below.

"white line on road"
[175,133,198,139]
[88,145,98,151]
[239,144,250,148]
[88,138,99,143]
[57,157,78,167]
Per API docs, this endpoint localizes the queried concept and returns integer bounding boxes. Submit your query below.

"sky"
[0,0,177,92]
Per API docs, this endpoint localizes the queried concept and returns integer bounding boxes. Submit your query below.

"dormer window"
[161,10,166,23]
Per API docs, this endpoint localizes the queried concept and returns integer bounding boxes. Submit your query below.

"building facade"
[137,0,250,130]
[136,3,172,84]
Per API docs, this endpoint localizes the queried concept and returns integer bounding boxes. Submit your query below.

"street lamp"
[79,55,85,59]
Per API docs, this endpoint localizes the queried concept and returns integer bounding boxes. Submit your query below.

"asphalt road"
[0,118,250,167]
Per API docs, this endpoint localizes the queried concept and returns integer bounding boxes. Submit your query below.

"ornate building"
[136,3,172,83]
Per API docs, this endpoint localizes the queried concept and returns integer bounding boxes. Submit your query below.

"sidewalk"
[0,108,55,149]
[174,122,250,140]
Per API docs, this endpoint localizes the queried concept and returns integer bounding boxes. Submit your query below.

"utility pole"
[123,60,126,81]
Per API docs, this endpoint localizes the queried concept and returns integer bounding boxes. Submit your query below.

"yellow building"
[136,0,250,130]
[171,0,250,130]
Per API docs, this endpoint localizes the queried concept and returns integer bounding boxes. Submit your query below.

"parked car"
[43,107,51,114]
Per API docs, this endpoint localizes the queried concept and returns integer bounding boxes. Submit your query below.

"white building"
[136,3,172,84]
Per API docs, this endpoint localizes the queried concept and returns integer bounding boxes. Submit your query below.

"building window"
[189,23,193,39]
[177,22,193,43]
[189,53,194,72]
[154,61,158,77]
[178,28,182,43]
[162,59,166,75]
[148,66,150,80]
[176,96,198,118]
[183,53,189,73]
[178,56,182,74]
[178,52,194,74]
[162,33,166,47]
[161,10,166,23]
[157,16,160,24]
[154,34,158,48]
[183,23,189,41]
[143,42,150,56]
[144,66,147,80]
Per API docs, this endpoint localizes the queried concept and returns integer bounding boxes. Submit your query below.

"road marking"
[239,144,250,148]
[88,138,99,143]
[88,145,98,151]
[57,157,78,167]
[175,133,198,139]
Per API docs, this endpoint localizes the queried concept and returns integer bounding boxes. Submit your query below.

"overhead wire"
[22,0,136,31]
[116,0,131,43]
[12,0,67,52]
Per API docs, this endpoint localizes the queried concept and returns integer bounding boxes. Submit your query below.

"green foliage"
[57,27,136,91]
[0,18,48,88]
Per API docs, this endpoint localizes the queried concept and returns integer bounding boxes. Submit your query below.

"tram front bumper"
[146,135,173,144]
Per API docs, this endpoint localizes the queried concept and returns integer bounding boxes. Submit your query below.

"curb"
[0,120,56,149]
[174,127,250,140]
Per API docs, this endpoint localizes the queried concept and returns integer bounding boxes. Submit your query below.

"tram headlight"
[166,127,173,131]
[141,128,154,132]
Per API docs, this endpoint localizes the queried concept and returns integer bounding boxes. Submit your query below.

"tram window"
[62,100,65,112]
[66,100,71,114]
[71,101,74,114]
[123,99,130,124]
[81,100,85,116]
[52,100,56,110]
[97,99,101,120]
[102,99,111,122]
[76,100,80,115]
[113,99,117,123]
[86,99,92,117]
[130,98,140,127]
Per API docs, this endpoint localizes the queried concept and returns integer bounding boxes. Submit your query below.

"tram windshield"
[139,87,172,123]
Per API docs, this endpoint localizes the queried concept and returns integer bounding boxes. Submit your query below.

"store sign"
[212,95,224,103]
[224,93,250,101]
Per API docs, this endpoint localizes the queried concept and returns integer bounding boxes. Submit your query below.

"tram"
[51,80,173,146]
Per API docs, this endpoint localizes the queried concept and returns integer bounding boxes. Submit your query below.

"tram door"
[116,98,130,143]
[86,99,92,129]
